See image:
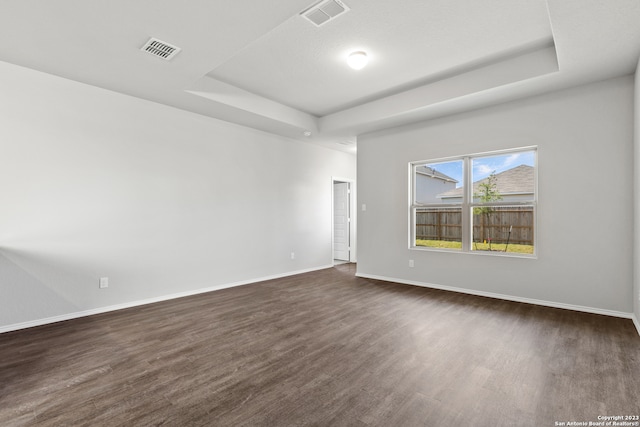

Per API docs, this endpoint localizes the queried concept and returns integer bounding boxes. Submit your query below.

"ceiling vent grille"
[301,0,350,27]
[141,38,181,60]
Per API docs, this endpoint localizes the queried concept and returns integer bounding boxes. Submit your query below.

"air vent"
[141,38,181,61]
[301,0,350,27]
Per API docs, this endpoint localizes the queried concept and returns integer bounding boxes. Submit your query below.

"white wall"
[358,75,634,314]
[0,61,356,330]
[634,59,640,329]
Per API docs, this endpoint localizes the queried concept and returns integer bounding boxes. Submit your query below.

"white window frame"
[409,147,537,257]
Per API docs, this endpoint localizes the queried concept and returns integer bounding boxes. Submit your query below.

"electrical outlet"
[99,277,109,289]
[409,260,414,268]
[291,252,295,260]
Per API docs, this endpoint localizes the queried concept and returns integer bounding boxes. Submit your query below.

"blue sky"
[424,151,535,187]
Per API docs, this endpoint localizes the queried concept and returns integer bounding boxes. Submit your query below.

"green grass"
[415,239,534,254]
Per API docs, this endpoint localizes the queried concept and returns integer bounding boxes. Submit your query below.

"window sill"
[409,245,537,259]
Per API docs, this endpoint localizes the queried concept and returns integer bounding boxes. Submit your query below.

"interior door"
[333,182,350,261]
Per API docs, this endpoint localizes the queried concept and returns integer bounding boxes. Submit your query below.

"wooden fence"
[415,206,534,245]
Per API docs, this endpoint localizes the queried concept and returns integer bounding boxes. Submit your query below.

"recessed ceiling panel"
[208,0,554,116]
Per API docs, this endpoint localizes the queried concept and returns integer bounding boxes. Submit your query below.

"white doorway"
[333,180,351,263]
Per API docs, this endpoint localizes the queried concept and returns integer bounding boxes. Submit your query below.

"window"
[410,147,536,256]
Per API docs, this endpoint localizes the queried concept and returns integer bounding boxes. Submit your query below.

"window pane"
[471,151,535,204]
[414,160,463,204]
[472,206,534,254]
[415,207,462,250]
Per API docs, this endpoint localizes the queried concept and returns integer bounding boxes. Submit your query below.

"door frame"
[332,177,356,264]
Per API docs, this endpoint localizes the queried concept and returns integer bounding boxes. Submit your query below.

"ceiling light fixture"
[347,51,368,70]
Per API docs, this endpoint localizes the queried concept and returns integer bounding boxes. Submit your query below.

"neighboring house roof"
[439,164,534,199]
[416,165,458,183]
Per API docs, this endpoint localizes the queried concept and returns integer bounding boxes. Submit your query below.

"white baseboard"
[0,264,333,334]
[633,315,640,337]
[356,272,634,320]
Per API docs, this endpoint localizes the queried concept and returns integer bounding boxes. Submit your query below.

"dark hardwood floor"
[1,264,639,426]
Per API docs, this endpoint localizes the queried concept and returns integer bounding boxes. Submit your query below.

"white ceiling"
[208,0,553,117]
[1,0,639,153]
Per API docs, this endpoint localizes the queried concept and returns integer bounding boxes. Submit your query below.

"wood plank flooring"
[1,264,639,426]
